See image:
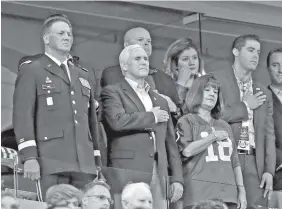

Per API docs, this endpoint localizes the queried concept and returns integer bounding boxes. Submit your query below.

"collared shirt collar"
[232,65,253,90]
[45,52,70,67]
[148,68,157,75]
[125,77,150,92]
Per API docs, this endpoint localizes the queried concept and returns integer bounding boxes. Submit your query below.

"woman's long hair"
[163,38,206,81]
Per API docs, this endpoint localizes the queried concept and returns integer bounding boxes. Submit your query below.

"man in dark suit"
[13,14,102,198]
[101,27,180,115]
[213,34,276,209]
[266,48,282,207]
[101,45,183,209]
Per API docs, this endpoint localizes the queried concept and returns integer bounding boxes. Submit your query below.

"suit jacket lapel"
[148,90,162,108]
[268,85,282,115]
[43,55,70,84]
[121,80,146,112]
[253,83,261,143]
[227,67,241,102]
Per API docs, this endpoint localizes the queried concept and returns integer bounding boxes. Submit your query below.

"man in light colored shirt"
[213,34,276,209]
[101,45,183,209]
[267,48,282,196]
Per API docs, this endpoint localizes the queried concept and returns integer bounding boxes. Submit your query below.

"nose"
[279,65,282,73]
[189,58,195,66]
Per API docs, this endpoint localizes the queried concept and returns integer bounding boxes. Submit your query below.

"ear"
[121,62,128,72]
[43,34,49,45]
[124,42,129,48]
[232,48,239,58]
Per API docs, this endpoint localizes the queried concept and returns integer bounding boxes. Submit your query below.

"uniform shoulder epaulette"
[76,63,88,72]
[19,60,33,68]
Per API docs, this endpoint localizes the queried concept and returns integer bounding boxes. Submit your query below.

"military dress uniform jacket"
[13,54,101,175]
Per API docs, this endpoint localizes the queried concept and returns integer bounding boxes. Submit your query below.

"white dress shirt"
[45,52,71,81]
[233,67,256,148]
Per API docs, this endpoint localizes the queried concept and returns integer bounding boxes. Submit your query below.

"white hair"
[121,182,151,203]
[119,44,145,74]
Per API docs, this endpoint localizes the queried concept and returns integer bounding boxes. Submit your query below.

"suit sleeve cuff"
[151,112,158,123]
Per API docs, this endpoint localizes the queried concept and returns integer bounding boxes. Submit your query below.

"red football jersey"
[176,114,240,207]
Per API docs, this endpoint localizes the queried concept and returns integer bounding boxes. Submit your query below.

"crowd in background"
[2,12,282,209]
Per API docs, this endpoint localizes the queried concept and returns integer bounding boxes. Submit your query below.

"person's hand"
[212,130,229,141]
[177,66,198,88]
[151,107,169,123]
[170,182,183,203]
[243,91,266,110]
[260,172,273,200]
[24,159,40,180]
[237,188,247,209]
[157,93,177,112]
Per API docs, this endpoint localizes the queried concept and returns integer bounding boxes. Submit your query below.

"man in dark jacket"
[13,14,102,198]
[266,48,282,209]
[101,27,181,116]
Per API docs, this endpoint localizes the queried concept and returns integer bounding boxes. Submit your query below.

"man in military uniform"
[13,14,102,198]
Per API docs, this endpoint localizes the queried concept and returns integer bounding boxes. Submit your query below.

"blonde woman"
[163,38,206,106]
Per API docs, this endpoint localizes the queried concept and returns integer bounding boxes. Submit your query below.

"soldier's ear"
[232,48,239,57]
[43,34,50,45]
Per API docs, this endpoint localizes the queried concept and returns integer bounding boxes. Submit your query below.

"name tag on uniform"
[46,97,53,106]
[79,77,91,89]
[42,84,55,90]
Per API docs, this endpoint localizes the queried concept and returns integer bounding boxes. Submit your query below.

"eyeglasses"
[86,195,114,204]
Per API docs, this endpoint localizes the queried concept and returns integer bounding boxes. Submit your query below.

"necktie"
[60,63,70,81]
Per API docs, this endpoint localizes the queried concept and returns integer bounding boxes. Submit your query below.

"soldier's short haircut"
[121,182,151,203]
[42,14,72,36]
[119,44,146,74]
[83,179,110,194]
[266,48,282,68]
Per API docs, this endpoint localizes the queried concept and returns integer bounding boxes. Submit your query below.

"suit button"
[47,90,51,94]
[74,120,78,124]
[44,137,48,140]
[72,100,76,104]
[150,153,154,157]
[71,91,74,95]
[74,110,77,114]
[149,137,153,140]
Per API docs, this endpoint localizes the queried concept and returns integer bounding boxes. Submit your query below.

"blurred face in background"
[268,52,282,86]
[123,188,153,209]
[177,47,200,75]
[1,196,20,209]
[53,197,80,209]
[83,185,112,209]
[125,28,152,57]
